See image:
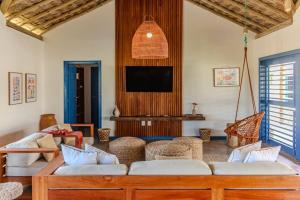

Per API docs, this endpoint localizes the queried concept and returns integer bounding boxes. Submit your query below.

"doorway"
[64,61,102,133]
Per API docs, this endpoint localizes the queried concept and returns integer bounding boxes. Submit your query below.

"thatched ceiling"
[0,0,299,40]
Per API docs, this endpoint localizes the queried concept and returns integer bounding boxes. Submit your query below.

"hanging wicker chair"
[225,46,265,147]
[225,112,264,146]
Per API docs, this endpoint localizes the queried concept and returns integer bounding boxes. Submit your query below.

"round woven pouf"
[109,137,146,166]
[145,140,192,161]
[173,137,203,160]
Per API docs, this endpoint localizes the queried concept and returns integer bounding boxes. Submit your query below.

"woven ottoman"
[0,182,23,200]
[109,137,146,166]
[145,140,192,161]
[173,137,203,160]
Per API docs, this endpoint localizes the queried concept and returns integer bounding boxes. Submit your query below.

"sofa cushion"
[64,137,94,148]
[61,144,97,165]
[6,159,48,176]
[54,164,128,176]
[85,144,119,164]
[129,160,212,175]
[243,146,281,163]
[37,134,58,162]
[210,161,297,175]
[6,132,46,167]
[227,141,262,163]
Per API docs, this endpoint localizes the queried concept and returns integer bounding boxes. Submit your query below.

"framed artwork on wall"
[213,67,240,87]
[25,73,37,103]
[8,72,23,105]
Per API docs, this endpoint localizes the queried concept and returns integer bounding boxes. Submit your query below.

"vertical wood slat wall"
[115,0,183,137]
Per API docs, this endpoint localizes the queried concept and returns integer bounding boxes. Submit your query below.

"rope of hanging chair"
[234,47,257,122]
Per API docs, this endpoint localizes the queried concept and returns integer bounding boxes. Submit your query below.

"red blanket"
[48,129,83,148]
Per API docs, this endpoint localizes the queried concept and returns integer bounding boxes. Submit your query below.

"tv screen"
[126,66,173,92]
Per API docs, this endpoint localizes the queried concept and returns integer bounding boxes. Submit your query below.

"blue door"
[259,50,300,160]
[64,61,102,130]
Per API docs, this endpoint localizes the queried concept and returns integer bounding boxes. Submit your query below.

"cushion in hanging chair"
[224,112,265,146]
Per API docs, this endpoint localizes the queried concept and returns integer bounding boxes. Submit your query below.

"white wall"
[43,1,115,131]
[0,14,43,146]
[183,1,253,136]
[42,0,255,137]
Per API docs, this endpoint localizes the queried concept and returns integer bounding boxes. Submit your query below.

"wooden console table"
[110,114,205,121]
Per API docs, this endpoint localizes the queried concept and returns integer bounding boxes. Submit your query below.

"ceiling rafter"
[225,0,279,25]
[7,0,54,19]
[190,0,267,32]
[0,0,297,40]
[17,0,81,26]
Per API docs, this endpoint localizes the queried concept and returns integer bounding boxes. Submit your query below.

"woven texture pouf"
[173,137,203,160]
[145,140,192,161]
[0,182,23,200]
[109,137,146,166]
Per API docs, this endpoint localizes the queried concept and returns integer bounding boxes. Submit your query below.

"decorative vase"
[192,103,199,116]
[39,114,57,131]
[113,105,120,117]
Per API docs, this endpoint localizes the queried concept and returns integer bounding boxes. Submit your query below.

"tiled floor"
[17,140,300,200]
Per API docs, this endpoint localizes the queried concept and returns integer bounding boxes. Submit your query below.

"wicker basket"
[98,128,111,142]
[173,137,203,160]
[109,137,146,166]
[145,140,192,161]
[199,128,211,142]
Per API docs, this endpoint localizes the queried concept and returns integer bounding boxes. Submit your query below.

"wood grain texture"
[224,190,300,200]
[135,189,211,200]
[49,190,125,200]
[115,0,183,137]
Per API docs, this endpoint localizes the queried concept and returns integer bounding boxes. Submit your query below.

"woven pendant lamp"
[132,17,168,59]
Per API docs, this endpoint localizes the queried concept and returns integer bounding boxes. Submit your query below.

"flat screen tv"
[126,66,173,92]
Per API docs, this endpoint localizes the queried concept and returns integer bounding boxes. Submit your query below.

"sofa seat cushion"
[210,161,297,175]
[129,160,212,175]
[6,132,46,167]
[63,137,94,148]
[6,159,48,176]
[54,164,128,176]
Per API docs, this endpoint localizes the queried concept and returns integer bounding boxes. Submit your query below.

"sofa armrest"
[70,124,94,137]
[35,153,64,176]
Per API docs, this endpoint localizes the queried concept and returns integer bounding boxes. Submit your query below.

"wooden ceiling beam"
[18,0,80,26]
[249,0,291,20]
[41,0,111,35]
[31,0,105,32]
[191,0,267,32]
[255,18,293,39]
[1,0,13,15]
[188,0,260,33]
[7,0,54,20]
[6,21,43,40]
[226,0,279,25]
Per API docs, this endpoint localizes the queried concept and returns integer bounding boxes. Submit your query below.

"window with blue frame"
[259,49,300,160]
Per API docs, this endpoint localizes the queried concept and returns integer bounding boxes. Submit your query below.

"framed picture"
[213,67,240,87]
[25,73,37,103]
[8,72,23,105]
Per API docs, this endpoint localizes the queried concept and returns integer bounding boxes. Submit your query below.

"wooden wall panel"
[115,0,183,137]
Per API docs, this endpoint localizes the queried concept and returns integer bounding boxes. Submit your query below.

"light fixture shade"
[132,20,168,59]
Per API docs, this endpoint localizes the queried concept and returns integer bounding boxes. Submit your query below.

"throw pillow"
[85,144,119,164]
[58,124,73,132]
[36,134,58,162]
[227,141,262,162]
[243,146,281,163]
[61,144,97,165]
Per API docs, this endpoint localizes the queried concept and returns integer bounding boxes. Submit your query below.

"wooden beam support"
[6,0,54,20]
[188,0,259,33]
[38,0,110,34]
[1,0,13,15]
[226,0,279,25]
[250,0,291,20]
[6,21,43,40]
[190,0,266,32]
[17,0,80,26]
[255,18,293,39]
